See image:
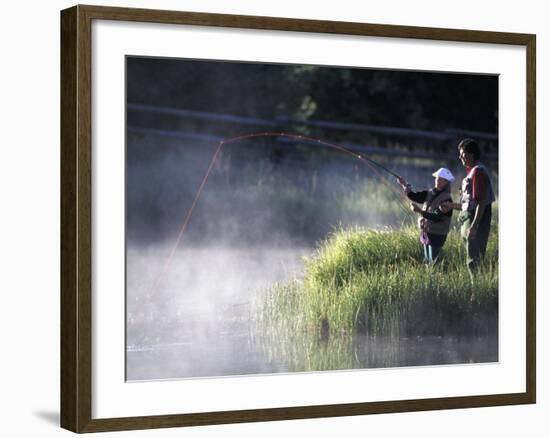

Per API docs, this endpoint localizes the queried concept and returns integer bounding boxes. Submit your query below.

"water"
[127,334,498,380]
[126,245,308,380]
[126,246,498,381]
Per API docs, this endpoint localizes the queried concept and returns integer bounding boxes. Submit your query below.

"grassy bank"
[257,224,498,342]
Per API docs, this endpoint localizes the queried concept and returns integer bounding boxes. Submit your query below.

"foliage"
[256,223,498,342]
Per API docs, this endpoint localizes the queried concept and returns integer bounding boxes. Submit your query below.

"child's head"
[432,168,455,190]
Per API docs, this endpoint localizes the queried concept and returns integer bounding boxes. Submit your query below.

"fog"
[126,244,498,380]
[125,137,406,380]
[126,244,311,379]
[125,132,501,380]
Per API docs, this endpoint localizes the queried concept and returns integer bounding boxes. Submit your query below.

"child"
[397,168,455,263]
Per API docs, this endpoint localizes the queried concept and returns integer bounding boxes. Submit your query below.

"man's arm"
[419,204,453,222]
[440,201,461,212]
[468,201,487,240]
[467,168,490,239]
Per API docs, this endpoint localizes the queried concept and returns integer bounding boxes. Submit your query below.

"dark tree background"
[126,56,498,245]
[127,57,498,150]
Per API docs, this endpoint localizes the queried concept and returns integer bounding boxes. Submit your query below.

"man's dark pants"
[460,205,492,272]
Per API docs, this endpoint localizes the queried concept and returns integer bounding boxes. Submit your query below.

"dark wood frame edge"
[60,4,537,433]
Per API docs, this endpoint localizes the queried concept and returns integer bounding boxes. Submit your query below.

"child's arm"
[396,177,428,203]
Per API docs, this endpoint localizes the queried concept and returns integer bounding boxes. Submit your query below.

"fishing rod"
[151,132,411,293]
[224,132,402,179]
[356,154,401,179]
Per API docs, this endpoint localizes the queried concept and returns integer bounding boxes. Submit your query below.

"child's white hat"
[432,168,455,182]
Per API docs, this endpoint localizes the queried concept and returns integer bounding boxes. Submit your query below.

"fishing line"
[152,132,412,293]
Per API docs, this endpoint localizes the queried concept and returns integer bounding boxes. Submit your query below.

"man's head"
[458,138,480,168]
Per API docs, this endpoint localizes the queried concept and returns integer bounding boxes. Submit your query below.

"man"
[440,139,495,272]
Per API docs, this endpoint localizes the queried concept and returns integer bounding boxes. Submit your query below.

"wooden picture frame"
[61,4,536,433]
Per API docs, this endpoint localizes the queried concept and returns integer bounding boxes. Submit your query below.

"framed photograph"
[60,4,536,433]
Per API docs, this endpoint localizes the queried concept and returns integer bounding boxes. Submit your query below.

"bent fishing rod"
[152,132,410,293]
[224,132,401,176]
[356,154,401,178]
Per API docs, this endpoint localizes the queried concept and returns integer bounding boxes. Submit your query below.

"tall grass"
[256,223,498,345]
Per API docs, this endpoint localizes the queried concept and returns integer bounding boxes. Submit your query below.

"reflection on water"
[127,331,497,380]
[126,246,498,381]
[356,333,498,368]
[256,332,498,375]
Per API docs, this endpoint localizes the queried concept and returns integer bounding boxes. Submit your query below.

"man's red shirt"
[466,165,489,202]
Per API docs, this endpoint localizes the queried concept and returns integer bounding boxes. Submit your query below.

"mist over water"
[125,135,408,379]
[126,244,311,379]
[126,243,497,380]
[125,137,498,380]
